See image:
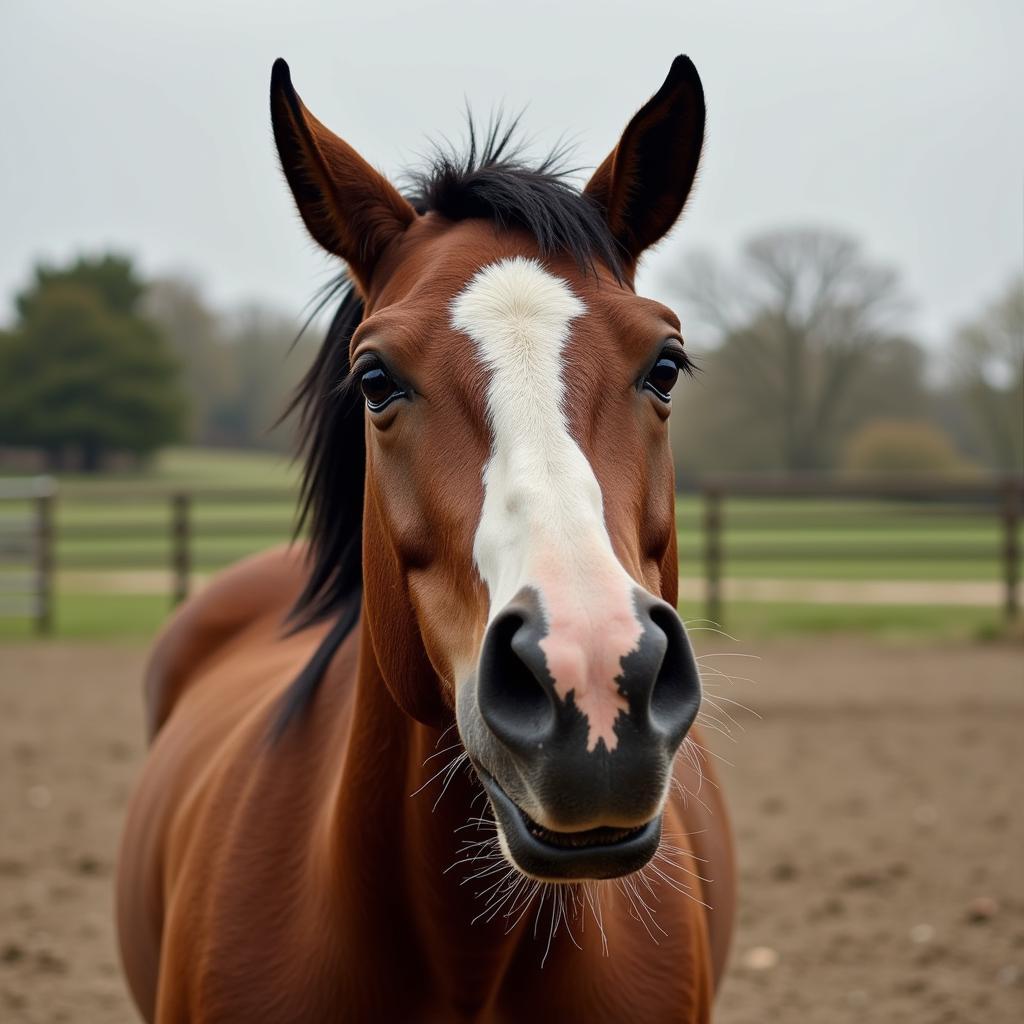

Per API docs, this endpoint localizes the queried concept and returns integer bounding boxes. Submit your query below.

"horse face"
[271,56,706,879]
[348,221,700,879]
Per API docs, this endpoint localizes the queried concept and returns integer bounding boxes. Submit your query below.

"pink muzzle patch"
[531,542,643,753]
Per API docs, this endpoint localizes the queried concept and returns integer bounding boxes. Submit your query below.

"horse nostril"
[647,601,701,745]
[477,607,555,754]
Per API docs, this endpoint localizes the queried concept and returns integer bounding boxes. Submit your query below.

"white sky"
[2,0,1021,349]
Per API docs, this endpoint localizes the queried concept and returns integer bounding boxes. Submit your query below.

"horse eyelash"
[334,371,360,399]
[674,350,698,378]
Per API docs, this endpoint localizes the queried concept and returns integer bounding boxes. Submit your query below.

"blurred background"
[1,2,1021,1023]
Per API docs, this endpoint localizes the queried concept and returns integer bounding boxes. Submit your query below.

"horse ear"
[270,59,416,293]
[584,55,705,267]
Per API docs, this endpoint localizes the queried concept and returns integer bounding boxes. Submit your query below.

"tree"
[948,276,1023,472]
[143,277,315,451]
[666,228,921,474]
[221,304,315,452]
[143,277,234,444]
[16,253,145,320]
[0,255,185,471]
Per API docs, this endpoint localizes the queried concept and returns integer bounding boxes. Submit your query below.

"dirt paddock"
[1,637,1022,1023]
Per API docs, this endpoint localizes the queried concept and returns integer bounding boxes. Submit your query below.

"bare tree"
[144,278,316,451]
[667,228,915,472]
[949,276,1024,472]
[143,277,232,444]
[222,303,317,452]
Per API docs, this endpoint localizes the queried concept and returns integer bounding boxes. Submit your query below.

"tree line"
[665,229,1022,480]
[0,236,1020,476]
[0,255,316,471]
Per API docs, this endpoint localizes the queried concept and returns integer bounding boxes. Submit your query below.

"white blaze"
[451,257,643,753]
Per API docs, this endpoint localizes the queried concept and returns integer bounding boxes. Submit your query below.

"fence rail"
[0,476,56,633]
[1,474,1021,634]
[693,474,1022,624]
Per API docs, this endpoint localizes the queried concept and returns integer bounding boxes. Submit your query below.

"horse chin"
[476,766,663,881]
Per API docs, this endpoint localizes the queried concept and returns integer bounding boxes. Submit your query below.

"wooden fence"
[1,474,1021,634]
[694,474,1022,626]
[0,476,56,633]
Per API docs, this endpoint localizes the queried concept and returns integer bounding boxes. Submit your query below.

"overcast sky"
[2,0,1021,350]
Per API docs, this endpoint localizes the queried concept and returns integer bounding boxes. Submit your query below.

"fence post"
[703,486,723,626]
[171,492,191,606]
[1002,479,1020,622]
[33,480,55,635]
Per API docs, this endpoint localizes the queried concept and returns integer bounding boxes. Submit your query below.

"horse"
[116,55,735,1022]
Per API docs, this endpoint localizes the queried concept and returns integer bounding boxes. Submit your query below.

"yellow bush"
[841,419,975,476]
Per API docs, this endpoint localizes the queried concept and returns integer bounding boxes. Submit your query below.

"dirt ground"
[1,637,1022,1023]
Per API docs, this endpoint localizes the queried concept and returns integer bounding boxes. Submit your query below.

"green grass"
[146,447,298,487]
[0,593,170,641]
[679,600,1005,642]
[678,558,1006,581]
[51,445,299,490]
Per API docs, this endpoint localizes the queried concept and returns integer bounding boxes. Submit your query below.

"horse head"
[271,55,706,882]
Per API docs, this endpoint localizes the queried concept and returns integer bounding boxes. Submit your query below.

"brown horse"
[116,55,735,1022]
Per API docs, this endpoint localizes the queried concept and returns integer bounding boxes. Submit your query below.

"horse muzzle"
[458,586,701,880]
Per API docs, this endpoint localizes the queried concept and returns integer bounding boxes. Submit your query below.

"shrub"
[841,419,974,476]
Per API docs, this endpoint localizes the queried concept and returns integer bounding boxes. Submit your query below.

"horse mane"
[273,118,624,737]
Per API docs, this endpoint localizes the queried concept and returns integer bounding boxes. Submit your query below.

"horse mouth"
[477,768,662,880]
[519,810,646,849]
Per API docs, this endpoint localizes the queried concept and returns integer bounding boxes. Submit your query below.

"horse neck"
[323,612,528,1007]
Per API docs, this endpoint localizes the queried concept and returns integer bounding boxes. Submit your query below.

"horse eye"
[643,355,682,402]
[359,365,404,411]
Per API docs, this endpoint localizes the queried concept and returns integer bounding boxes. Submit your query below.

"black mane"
[405,116,624,279]
[273,121,623,737]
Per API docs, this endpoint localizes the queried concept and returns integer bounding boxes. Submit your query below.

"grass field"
[0,447,1020,640]
[24,446,300,489]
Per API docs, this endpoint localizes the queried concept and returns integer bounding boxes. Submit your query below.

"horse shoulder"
[142,545,309,740]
